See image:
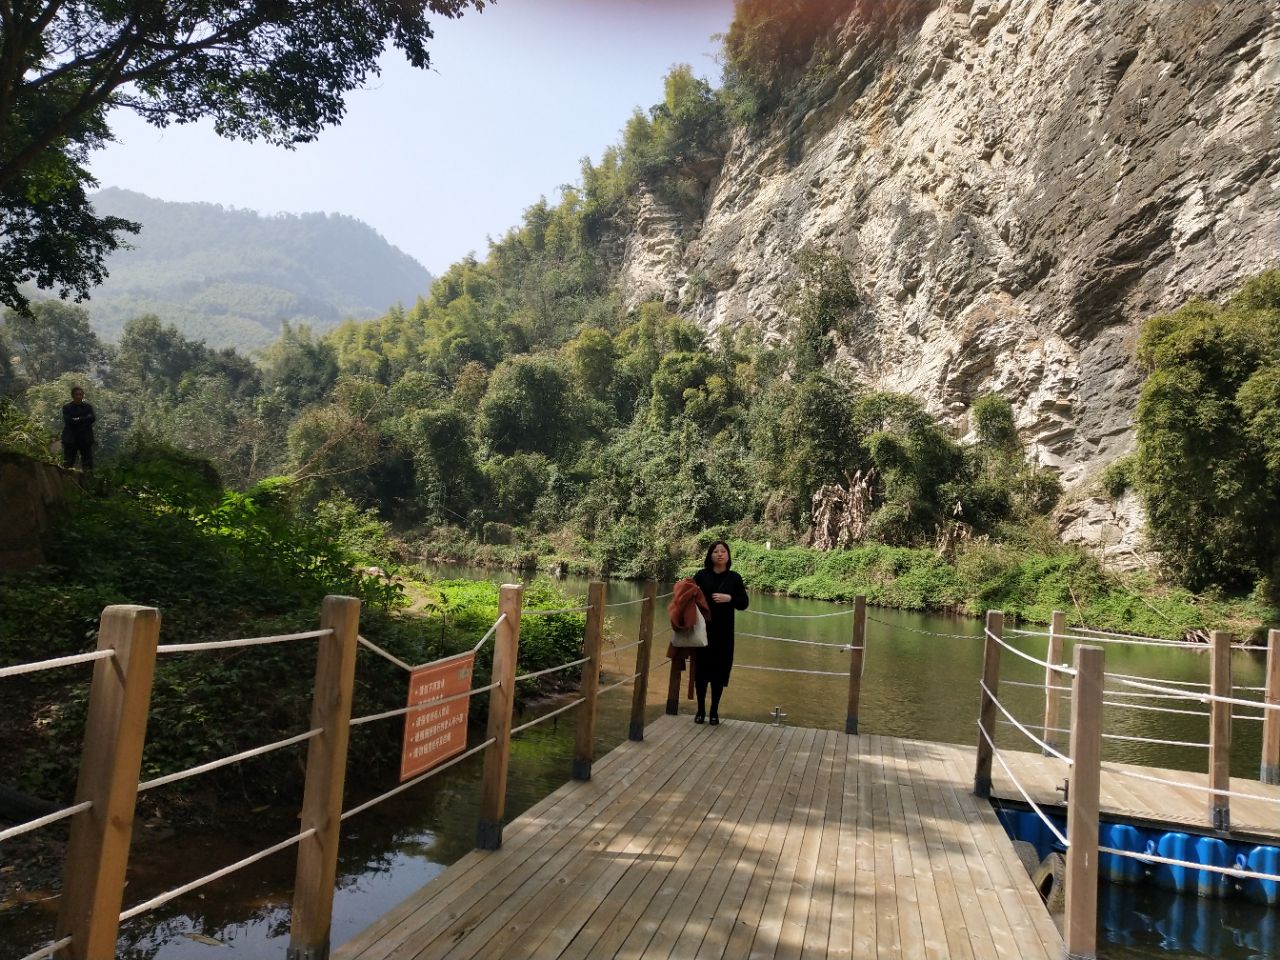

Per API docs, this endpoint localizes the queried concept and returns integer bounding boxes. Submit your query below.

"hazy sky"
[87,0,735,275]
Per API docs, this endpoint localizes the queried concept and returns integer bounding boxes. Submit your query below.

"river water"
[3,568,1274,959]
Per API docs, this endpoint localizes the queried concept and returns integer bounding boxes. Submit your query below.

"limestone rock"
[1055,491,1152,573]
[617,0,1280,487]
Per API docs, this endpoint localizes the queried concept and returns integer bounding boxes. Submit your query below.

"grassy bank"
[410,525,1276,642]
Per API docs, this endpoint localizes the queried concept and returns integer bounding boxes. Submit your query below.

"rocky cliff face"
[621,0,1279,487]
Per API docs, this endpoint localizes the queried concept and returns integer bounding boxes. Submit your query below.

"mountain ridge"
[85,187,435,351]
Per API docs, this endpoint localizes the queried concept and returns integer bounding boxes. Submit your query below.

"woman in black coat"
[692,540,749,725]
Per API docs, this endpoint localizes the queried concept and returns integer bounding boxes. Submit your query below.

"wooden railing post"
[1064,644,1104,960]
[289,595,361,960]
[55,605,160,960]
[665,649,682,716]
[1262,629,1280,784]
[1043,610,1067,755]
[476,584,521,850]
[973,610,1004,798]
[573,581,607,780]
[846,595,867,734]
[629,580,656,741]
[1209,629,1232,831]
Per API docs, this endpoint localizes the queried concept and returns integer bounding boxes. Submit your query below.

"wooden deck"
[334,715,1064,960]
[996,745,1280,840]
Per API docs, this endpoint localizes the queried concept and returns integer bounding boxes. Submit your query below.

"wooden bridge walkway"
[334,714,1065,960]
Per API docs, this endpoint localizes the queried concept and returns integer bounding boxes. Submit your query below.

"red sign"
[400,652,474,781]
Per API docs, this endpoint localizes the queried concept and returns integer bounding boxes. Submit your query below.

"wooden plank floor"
[992,748,1280,840]
[334,716,1063,960]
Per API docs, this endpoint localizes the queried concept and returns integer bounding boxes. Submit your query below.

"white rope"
[1101,763,1280,806]
[341,738,496,821]
[522,604,592,617]
[157,629,331,654]
[511,697,587,735]
[1098,845,1280,883]
[119,828,317,921]
[604,596,651,608]
[870,616,977,640]
[1102,699,1208,719]
[1003,679,1074,694]
[987,628,1077,676]
[473,614,506,653]
[0,648,114,679]
[0,800,92,843]
[977,722,1069,847]
[649,657,672,673]
[358,634,414,672]
[745,608,853,619]
[515,656,590,682]
[1102,687,1203,703]
[1107,671,1266,694]
[599,671,642,694]
[981,681,1071,764]
[18,937,73,960]
[139,729,321,792]
[607,639,645,655]
[1033,722,1208,749]
[349,681,499,727]
[655,590,674,600]
[732,663,847,677]
[1064,633,1210,650]
[738,631,852,650]
[1111,674,1280,712]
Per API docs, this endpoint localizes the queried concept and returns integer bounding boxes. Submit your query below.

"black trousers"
[62,440,93,469]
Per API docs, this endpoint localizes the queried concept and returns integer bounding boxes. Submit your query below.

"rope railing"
[0,800,93,843]
[1111,674,1280,712]
[522,603,593,617]
[510,697,587,735]
[649,656,673,673]
[341,738,496,821]
[869,616,978,641]
[1097,845,1280,884]
[156,629,331,654]
[987,627,1078,676]
[732,662,847,677]
[1003,679,1074,694]
[744,608,853,620]
[737,630,853,650]
[18,936,73,960]
[1106,670,1267,694]
[473,614,506,653]
[118,827,317,922]
[138,729,322,793]
[349,681,501,727]
[0,648,115,679]
[976,722,1069,847]
[1037,722,1210,750]
[599,671,642,694]
[981,680,1071,763]
[603,595,652,608]
[358,634,415,671]
[514,656,590,683]
[1101,763,1280,807]
[605,638,645,656]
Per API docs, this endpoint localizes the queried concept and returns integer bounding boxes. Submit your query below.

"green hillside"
[85,188,434,351]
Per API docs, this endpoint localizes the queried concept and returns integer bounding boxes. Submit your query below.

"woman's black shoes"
[694,713,705,724]
[709,715,720,726]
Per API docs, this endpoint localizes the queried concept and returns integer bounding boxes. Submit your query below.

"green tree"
[1,300,106,385]
[1,0,483,310]
[1134,271,1280,594]
[477,354,593,459]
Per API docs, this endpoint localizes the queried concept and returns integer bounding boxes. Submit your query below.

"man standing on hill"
[61,386,95,470]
